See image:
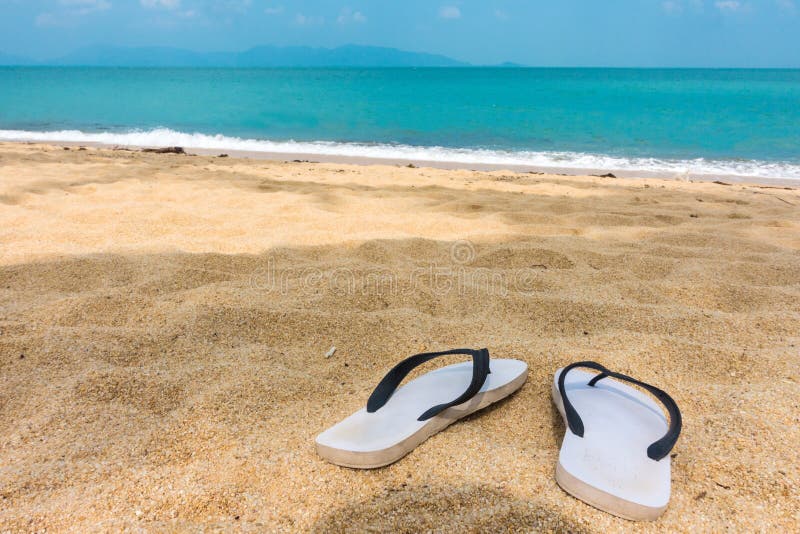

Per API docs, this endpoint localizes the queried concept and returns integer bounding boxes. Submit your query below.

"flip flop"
[316,348,528,468]
[552,361,682,521]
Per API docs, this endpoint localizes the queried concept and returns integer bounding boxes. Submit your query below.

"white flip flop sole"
[316,359,528,468]
[552,367,673,521]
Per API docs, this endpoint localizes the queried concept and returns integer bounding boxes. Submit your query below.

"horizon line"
[3,64,800,70]
[2,44,799,69]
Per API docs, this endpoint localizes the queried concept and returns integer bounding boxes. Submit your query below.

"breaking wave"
[2,128,798,180]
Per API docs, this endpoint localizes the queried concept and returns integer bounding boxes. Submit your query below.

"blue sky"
[1,0,798,66]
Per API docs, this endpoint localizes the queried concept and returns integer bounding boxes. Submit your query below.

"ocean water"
[1,67,799,179]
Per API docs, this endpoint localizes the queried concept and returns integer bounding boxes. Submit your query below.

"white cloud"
[36,12,69,27]
[687,0,706,12]
[213,0,251,12]
[60,0,111,14]
[439,5,461,19]
[662,1,683,14]
[777,0,796,13]
[337,7,366,24]
[37,0,110,27]
[494,9,508,20]
[714,0,742,12]
[140,0,180,9]
[295,12,324,26]
[264,5,284,15]
[60,0,108,6]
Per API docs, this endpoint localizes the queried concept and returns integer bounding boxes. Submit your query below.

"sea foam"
[1,128,798,180]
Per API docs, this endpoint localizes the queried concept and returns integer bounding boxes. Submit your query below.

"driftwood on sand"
[142,146,186,154]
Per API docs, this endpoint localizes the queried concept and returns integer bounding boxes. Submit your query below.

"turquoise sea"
[1,67,799,179]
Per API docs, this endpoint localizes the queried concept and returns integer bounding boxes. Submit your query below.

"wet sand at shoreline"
[1,143,799,531]
[39,140,800,187]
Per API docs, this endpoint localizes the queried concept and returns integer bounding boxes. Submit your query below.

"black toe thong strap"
[557,361,682,461]
[366,348,491,421]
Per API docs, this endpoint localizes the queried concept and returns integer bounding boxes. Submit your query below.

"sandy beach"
[1,142,799,531]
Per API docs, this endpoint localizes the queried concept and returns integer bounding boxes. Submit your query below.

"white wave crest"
[1,127,798,180]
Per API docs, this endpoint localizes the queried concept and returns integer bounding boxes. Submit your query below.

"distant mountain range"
[0,45,487,67]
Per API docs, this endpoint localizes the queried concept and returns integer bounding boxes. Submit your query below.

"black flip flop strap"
[557,361,682,461]
[366,348,491,421]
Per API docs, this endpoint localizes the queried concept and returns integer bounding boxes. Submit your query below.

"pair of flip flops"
[316,349,682,521]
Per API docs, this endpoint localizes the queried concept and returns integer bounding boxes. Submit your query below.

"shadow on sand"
[311,483,594,533]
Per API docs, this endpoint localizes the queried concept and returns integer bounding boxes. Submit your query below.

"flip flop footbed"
[552,368,672,521]
[316,359,528,468]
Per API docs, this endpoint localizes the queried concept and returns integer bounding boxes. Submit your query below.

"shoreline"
[186,146,800,187]
[4,138,799,188]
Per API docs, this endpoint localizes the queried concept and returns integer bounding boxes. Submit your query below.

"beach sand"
[1,142,798,532]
